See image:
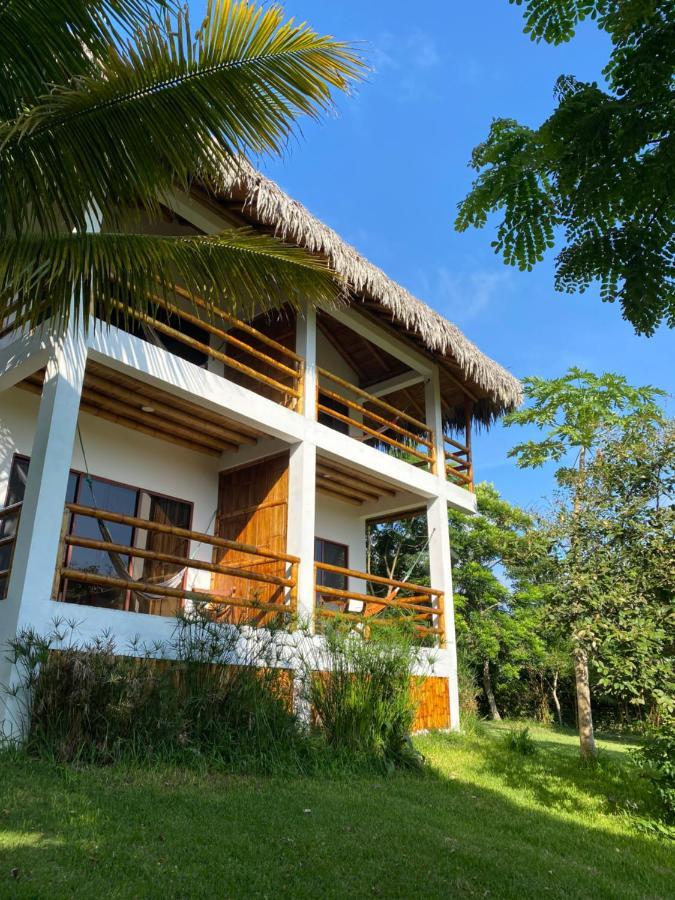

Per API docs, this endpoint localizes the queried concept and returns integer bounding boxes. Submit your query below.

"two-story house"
[0,160,521,735]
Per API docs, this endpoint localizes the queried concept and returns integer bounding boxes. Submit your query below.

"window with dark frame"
[315,537,349,591]
[3,454,192,617]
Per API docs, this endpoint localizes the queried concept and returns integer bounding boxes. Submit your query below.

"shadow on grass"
[0,748,672,899]
[443,728,650,822]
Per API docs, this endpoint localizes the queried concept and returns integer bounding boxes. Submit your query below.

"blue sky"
[191,1,673,512]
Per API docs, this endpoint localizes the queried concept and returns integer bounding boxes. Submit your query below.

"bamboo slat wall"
[212,454,291,625]
[412,676,451,731]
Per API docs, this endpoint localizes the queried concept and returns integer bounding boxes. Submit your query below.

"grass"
[0,723,672,898]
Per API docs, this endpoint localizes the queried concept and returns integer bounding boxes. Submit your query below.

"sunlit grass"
[0,725,672,898]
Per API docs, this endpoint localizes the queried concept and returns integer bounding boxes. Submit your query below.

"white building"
[0,164,521,735]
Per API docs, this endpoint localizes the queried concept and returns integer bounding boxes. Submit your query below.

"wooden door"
[212,453,289,623]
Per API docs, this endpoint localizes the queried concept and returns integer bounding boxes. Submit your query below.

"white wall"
[0,385,220,590]
[315,491,366,574]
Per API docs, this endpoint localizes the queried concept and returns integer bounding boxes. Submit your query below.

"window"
[315,537,349,591]
[4,455,192,616]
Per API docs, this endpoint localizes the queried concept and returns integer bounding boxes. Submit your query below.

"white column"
[424,366,445,478]
[0,325,87,738]
[426,493,460,731]
[286,304,317,631]
[424,366,461,732]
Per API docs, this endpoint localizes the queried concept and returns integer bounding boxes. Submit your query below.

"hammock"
[361,529,435,619]
[95,516,187,603]
[75,425,207,604]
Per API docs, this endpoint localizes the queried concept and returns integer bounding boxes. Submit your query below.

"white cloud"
[433,268,514,321]
[369,30,442,103]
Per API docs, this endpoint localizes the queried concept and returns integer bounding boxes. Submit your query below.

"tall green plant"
[505,368,667,757]
[6,613,304,770]
[0,0,364,331]
[299,624,424,771]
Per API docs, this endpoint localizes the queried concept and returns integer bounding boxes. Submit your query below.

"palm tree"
[0,0,364,331]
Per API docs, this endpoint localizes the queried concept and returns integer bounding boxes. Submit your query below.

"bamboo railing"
[316,367,435,469]
[314,561,445,645]
[0,501,22,599]
[57,504,299,622]
[445,405,474,491]
[110,288,304,410]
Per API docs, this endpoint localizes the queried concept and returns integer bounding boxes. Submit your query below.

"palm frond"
[1,0,365,233]
[0,1,166,118]
[0,229,344,331]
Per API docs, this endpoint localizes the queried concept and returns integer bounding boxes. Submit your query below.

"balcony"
[316,367,436,471]
[102,286,304,411]
[55,503,299,626]
[315,561,445,645]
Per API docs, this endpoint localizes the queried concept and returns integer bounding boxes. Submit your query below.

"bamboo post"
[465,400,474,492]
[51,508,70,599]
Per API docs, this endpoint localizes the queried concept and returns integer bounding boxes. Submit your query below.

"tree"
[456,1,675,334]
[551,419,674,724]
[0,1,364,330]
[505,368,667,756]
[449,483,546,721]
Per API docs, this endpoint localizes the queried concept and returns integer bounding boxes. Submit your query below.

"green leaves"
[504,368,667,470]
[0,230,343,332]
[458,1,675,334]
[2,1,364,234]
[0,0,364,329]
[509,1,608,45]
[455,119,558,272]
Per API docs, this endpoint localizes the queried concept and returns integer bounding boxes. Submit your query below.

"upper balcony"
[1,292,476,497]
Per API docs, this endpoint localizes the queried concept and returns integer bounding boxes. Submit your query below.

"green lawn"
[0,723,672,898]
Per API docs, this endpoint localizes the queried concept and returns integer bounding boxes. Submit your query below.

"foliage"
[456,1,675,334]
[4,613,428,774]
[634,718,675,825]
[456,645,481,718]
[504,367,666,472]
[6,614,304,771]
[504,725,538,756]
[367,513,429,588]
[0,0,364,330]
[450,482,554,721]
[549,419,675,718]
[298,623,424,772]
[0,724,672,897]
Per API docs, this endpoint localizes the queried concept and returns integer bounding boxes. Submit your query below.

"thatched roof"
[210,159,522,426]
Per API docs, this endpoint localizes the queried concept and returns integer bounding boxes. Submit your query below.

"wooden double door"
[212,453,290,623]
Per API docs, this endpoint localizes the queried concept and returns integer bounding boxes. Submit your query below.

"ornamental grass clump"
[5,613,305,771]
[300,623,424,771]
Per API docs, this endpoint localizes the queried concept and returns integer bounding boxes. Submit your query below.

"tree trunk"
[551,670,563,728]
[482,659,501,721]
[573,647,596,758]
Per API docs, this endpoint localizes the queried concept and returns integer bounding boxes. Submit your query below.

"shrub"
[4,614,431,774]
[504,726,538,757]
[634,718,675,825]
[299,623,424,771]
[456,647,480,718]
[6,614,305,771]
